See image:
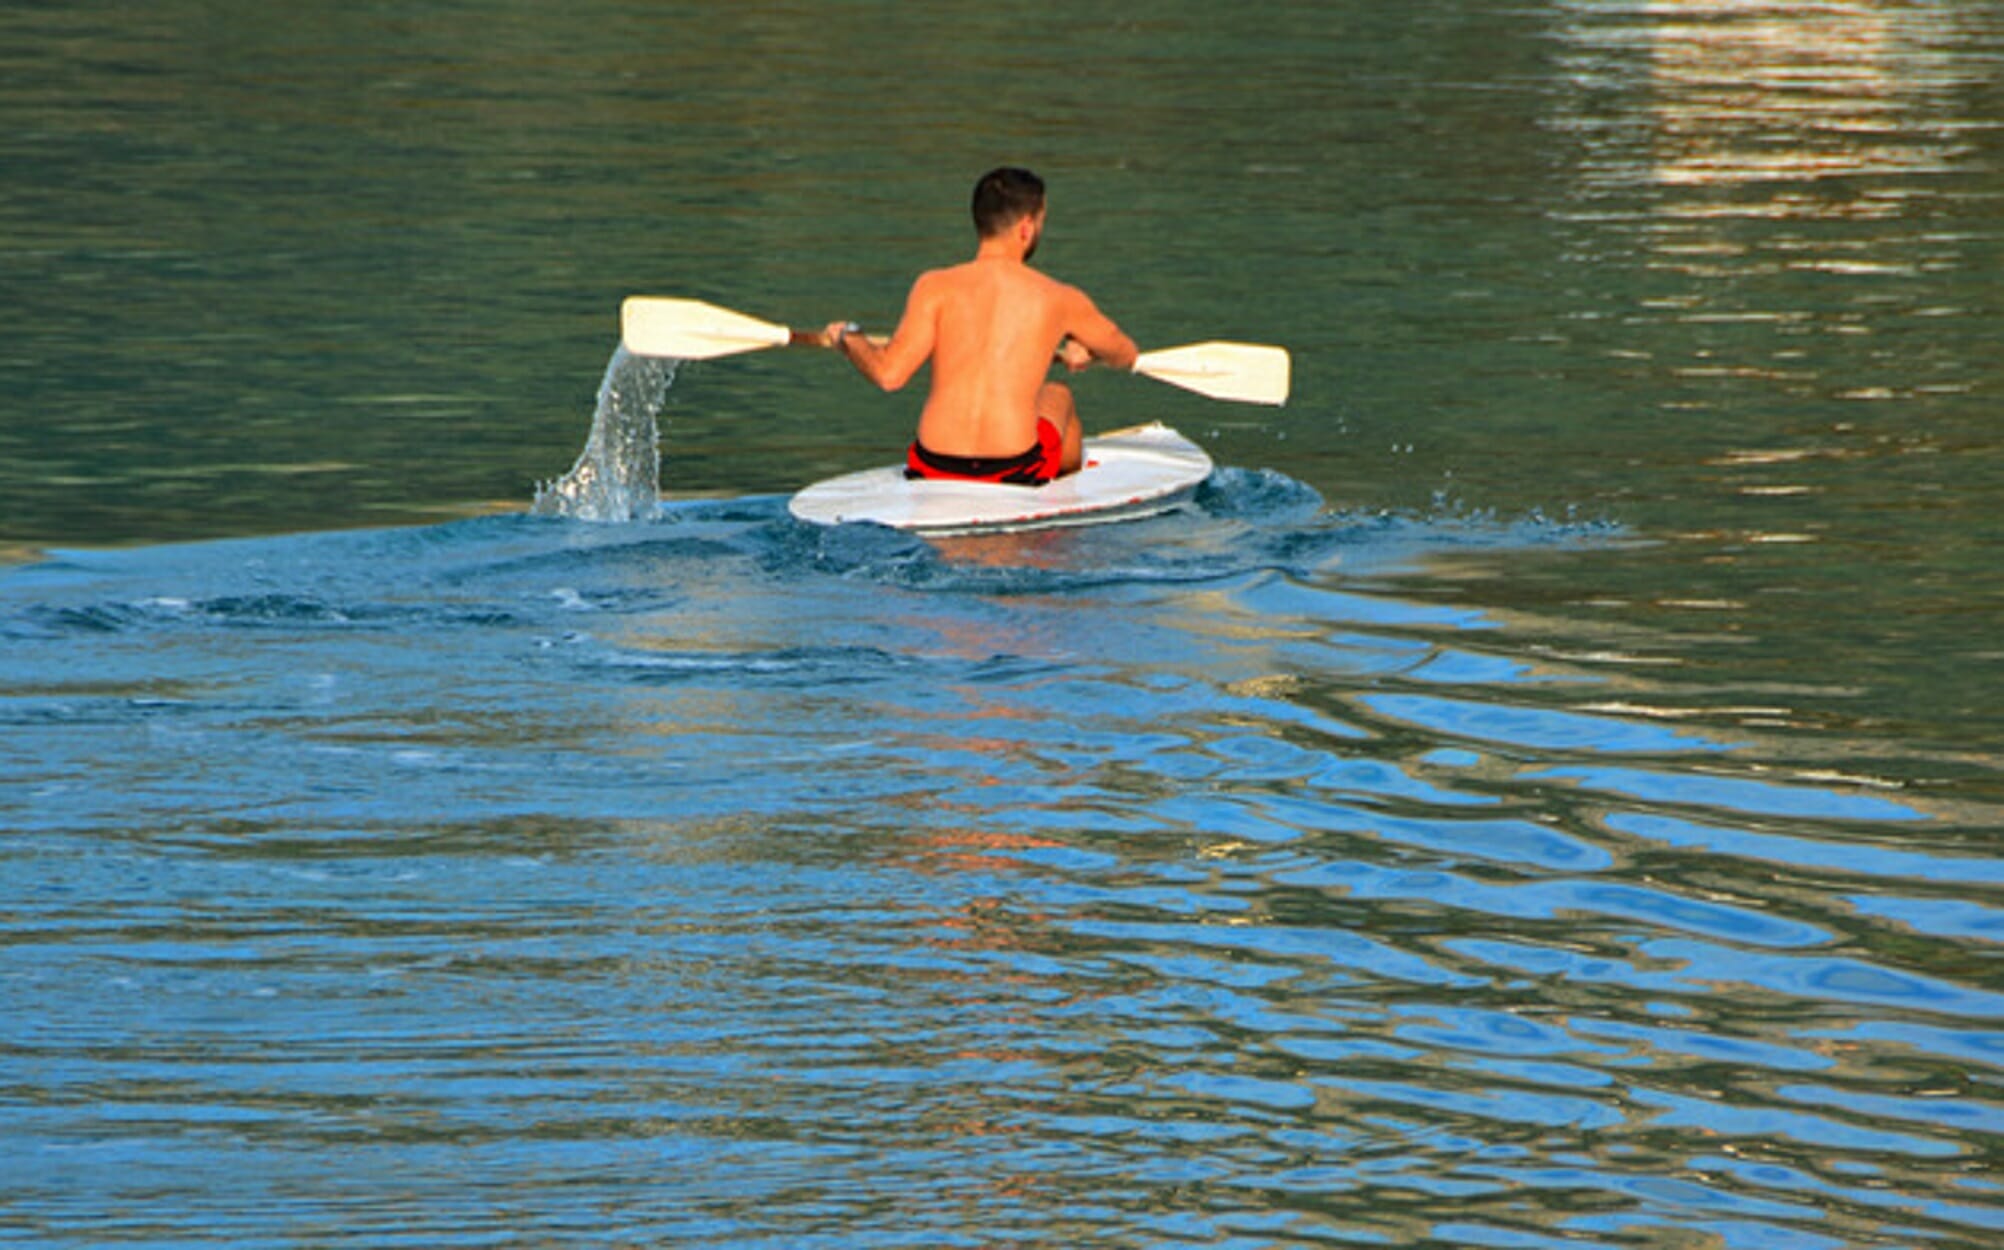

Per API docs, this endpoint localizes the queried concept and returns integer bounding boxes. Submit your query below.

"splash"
[531,346,677,522]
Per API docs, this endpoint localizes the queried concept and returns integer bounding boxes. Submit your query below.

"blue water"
[5,467,1998,1246]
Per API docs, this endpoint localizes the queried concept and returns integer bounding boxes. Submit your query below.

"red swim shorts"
[905,418,1063,486]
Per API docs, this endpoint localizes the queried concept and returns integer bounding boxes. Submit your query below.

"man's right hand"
[1057,338,1095,372]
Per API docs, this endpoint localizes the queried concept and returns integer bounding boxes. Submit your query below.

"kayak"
[787,422,1214,535]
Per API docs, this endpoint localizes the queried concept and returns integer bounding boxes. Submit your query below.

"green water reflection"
[1,3,1998,808]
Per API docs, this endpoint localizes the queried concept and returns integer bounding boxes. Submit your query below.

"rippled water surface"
[3,2,2001,1247]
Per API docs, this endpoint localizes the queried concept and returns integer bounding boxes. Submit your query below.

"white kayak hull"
[788,422,1213,536]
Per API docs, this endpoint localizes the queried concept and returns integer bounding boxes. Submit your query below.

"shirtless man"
[824,167,1138,484]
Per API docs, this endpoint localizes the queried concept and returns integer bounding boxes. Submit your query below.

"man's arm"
[828,274,938,392]
[1059,287,1138,372]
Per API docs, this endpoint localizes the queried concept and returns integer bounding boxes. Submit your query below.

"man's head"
[972,167,1046,249]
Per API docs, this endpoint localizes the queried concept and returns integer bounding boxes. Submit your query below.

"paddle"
[1130,341,1289,407]
[621,296,1290,406]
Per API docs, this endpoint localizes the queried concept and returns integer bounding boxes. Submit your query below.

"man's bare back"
[826,168,1137,480]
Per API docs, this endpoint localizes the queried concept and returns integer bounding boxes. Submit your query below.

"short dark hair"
[971,167,1045,237]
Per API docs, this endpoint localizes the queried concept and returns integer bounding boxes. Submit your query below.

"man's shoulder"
[909,263,970,297]
[916,259,989,284]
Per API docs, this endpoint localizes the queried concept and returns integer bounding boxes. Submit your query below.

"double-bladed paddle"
[620,296,1290,406]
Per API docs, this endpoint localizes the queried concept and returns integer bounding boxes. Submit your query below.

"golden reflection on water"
[1551,0,1987,307]
[1547,0,1990,511]
[1637,0,1977,192]
[1557,0,1982,200]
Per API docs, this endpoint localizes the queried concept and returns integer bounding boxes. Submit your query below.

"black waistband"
[906,439,1046,483]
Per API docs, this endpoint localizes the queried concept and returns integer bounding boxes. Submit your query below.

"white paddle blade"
[621,296,792,360]
[1133,341,1291,406]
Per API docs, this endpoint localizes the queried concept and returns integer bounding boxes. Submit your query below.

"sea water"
[5,441,2000,1245]
[4,0,2002,1245]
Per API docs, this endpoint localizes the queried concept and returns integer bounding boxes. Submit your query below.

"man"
[824,167,1138,484]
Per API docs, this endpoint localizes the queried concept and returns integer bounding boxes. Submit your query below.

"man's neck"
[974,236,1028,265]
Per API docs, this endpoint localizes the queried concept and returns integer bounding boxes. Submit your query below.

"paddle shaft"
[810,329,890,350]
[816,327,1283,403]
[622,296,1286,403]
[822,328,1126,374]
[818,326,1129,367]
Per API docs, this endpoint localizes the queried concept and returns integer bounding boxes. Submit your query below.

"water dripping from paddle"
[531,346,677,522]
